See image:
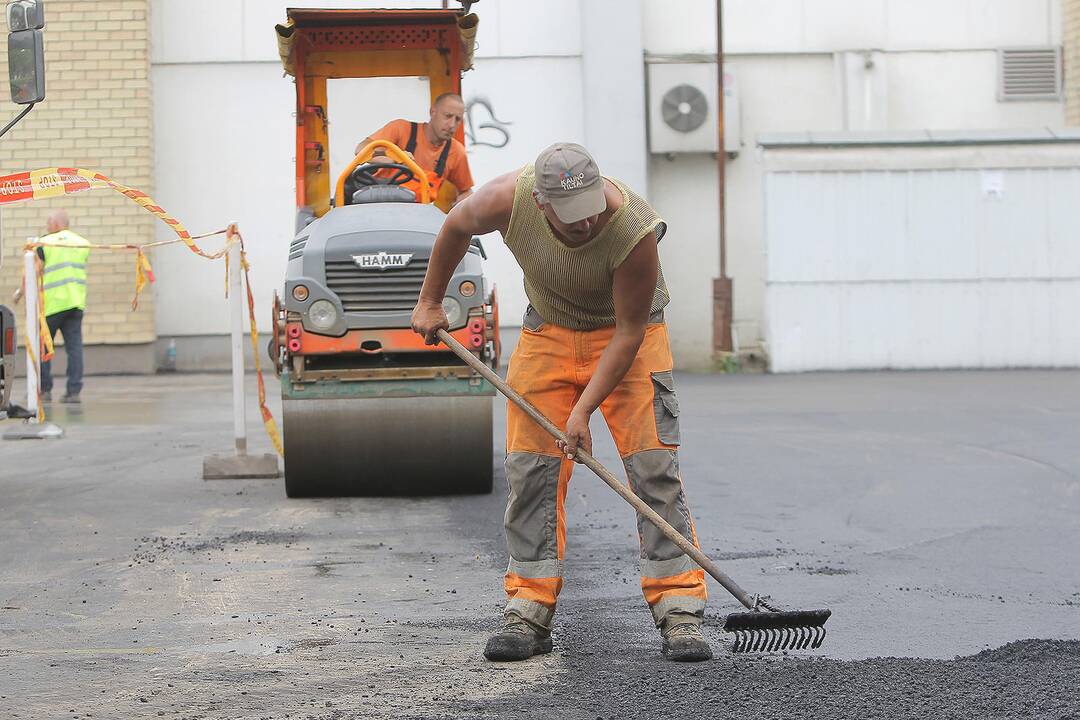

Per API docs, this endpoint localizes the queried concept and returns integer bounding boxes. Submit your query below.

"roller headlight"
[308,299,338,330]
[442,297,463,328]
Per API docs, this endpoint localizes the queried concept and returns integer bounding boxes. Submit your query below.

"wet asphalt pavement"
[0,370,1078,719]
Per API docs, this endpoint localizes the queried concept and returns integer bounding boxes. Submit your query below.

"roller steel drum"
[282,374,494,497]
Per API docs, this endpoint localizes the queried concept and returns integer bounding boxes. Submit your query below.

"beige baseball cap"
[534,142,606,224]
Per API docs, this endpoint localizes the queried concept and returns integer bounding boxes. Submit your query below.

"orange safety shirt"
[370,119,474,196]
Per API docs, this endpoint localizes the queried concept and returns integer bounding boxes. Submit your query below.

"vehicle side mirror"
[6,0,45,105]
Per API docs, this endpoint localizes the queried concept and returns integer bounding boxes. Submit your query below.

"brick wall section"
[1067,0,1080,125]
[0,1,154,346]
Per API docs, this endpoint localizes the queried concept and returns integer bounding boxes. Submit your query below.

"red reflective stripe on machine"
[294,326,477,355]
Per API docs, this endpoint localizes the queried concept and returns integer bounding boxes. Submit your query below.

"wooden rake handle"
[436,328,756,611]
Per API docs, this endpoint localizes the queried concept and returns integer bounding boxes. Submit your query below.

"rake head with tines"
[723,608,832,653]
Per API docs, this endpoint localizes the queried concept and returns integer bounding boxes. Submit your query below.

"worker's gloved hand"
[411,298,449,345]
[557,408,593,462]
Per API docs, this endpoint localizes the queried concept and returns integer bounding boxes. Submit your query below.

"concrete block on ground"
[202,452,280,480]
[3,421,64,440]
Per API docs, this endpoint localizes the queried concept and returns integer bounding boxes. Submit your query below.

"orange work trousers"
[502,306,707,630]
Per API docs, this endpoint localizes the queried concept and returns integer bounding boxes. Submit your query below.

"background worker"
[14,210,90,404]
[411,143,712,663]
[355,92,474,209]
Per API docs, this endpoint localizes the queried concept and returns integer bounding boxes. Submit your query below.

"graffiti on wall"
[464,97,513,149]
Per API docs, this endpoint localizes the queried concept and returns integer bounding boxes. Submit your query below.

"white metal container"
[760,129,1080,372]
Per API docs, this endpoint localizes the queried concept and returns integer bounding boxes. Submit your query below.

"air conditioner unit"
[647,62,740,155]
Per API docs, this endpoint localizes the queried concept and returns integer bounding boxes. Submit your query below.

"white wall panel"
[642,0,715,56]
[582,0,647,191]
[151,0,244,64]
[150,1,445,64]
[647,155,719,369]
[1049,282,1080,363]
[886,52,1064,131]
[154,1,488,65]
[238,1,445,63]
[802,0,887,51]
[151,64,295,336]
[723,0,805,54]
[764,159,1080,371]
[1046,168,1080,276]
[767,167,1080,284]
[885,0,1055,51]
[496,0,580,57]
[642,0,1057,56]
[768,281,1080,372]
[326,77,432,185]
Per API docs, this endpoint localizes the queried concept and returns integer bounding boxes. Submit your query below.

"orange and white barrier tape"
[0,167,231,257]
[1,167,282,455]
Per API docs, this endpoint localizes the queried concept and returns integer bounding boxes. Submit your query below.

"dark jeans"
[40,308,84,396]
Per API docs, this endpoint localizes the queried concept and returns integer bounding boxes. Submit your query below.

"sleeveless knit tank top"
[503,165,669,329]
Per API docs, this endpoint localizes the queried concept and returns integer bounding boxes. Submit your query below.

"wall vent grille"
[998,47,1062,102]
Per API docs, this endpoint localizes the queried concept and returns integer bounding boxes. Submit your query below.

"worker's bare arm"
[451,188,473,207]
[411,171,517,344]
[354,136,401,163]
[354,136,375,155]
[558,233,658,460]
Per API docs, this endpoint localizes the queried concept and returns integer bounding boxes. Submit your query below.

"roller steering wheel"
[351,161,417,187]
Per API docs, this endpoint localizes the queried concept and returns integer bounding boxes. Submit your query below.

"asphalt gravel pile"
[963,638,1080,665]
[427,616,1080,720]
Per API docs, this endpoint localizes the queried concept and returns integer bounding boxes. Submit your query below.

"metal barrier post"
[202,241,279,479]
[4,248,62,440]
[229,240,247,456]
[22,249,37,415]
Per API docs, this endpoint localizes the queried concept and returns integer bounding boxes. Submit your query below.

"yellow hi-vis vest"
[41,230,90,316]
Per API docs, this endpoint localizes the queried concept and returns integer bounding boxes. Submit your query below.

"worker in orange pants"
[501,306,707,651]
[412,143,710,662]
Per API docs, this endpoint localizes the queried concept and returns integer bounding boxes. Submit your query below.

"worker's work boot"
[60,393,81,404]
[661,613,712,662]
[483,615,552,661]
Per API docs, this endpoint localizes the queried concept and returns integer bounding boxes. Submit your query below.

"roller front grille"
[324,258,428,313]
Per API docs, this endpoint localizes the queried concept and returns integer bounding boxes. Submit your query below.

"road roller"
[271,6,498,497]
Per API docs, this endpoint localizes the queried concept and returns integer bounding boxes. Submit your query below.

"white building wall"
[641,0,1065,366]
[151,62,296,338]
[643,0,1060,55]
[149,0,1070,368]
[581,0,648,191]
[884,52,1063,130]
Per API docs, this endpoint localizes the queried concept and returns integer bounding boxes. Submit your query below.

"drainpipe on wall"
[713,0,734,356]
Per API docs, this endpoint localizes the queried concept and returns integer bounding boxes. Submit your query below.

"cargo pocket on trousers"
[650,370,681,446]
